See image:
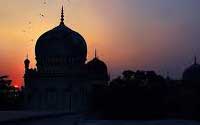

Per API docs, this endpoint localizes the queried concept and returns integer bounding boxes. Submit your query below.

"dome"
[87,54,109,81]
[183,57,200,81]
[35,24,87,61]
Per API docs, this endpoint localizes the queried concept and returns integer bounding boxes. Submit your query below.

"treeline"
[90,70,200,119]
[0,75,23,110]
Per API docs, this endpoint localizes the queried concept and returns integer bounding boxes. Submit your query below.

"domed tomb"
[183,57,200,81]
[35,7,87,73]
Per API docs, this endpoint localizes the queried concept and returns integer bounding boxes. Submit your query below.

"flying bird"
[40,13,45,17]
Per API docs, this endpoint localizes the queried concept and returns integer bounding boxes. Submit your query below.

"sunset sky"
[0,0,200,86]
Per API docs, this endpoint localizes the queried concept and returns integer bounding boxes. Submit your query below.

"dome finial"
[26,53,29,60]
[60,6,64,25]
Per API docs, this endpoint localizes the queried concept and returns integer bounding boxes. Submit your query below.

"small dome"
[87,57,109,81]
[183,57,200,81]
[24,55,30,64]
[24,58,30,64]
[88,58,107,71]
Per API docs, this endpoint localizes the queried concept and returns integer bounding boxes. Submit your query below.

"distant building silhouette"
[24,6,109,112]
[87,49,110,82]
[183,56,200,82]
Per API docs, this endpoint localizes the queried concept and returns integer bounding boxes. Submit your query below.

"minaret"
[95,48,97,58]
[24,54,30,73]
[166,72,171,81]
[194,56,197,65]
[60,6,64,25]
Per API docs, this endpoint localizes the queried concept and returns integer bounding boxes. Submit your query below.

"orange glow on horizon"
[14,85,20,89]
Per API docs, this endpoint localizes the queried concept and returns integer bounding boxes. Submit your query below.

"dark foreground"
[2,117,200,125]
[0,112,199,125]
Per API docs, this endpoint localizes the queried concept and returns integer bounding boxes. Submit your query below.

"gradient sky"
[0,0,200,86]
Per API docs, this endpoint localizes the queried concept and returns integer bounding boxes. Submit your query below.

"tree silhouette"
[90,69,200,119]
[0,75,22,110]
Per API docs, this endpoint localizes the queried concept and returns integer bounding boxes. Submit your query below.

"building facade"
[24,7,109,112]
